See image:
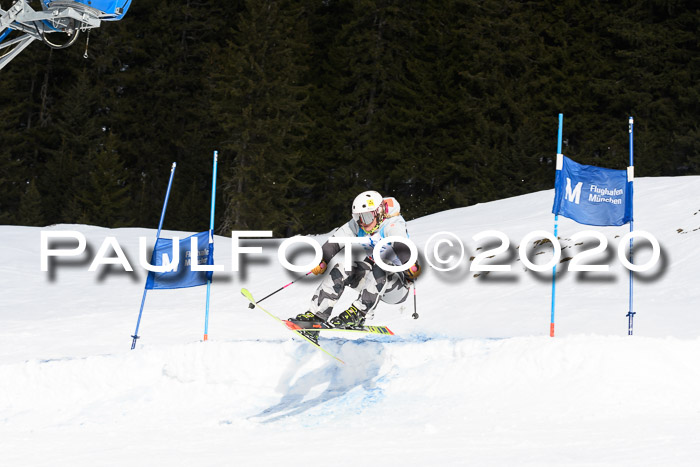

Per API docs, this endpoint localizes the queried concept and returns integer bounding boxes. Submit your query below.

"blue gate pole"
[203,151,218,341]
[131,162,177,349]
[627,117,635,335]
[550,113,563,337]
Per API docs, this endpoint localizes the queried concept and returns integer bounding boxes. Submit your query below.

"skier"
[290,190,421,343]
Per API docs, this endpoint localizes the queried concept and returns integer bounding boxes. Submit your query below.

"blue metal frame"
[41,0,132,20]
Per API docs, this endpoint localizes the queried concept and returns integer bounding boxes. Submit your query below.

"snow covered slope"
[1,176,699,466]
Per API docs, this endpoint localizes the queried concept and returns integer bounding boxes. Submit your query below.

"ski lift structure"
[0,0,131,70]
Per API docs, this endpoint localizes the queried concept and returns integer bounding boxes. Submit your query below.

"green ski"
[285,319,394,336]
[241,288,345,364]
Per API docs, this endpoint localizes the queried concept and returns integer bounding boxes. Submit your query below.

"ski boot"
[330,305,365,329]
[291,311,323,345]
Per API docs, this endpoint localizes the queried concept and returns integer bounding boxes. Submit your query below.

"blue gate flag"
[552,155,633,226]
[145,231,214,290]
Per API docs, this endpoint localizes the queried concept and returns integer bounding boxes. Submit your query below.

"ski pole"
[412,283,419,319]
[247,271,313,309]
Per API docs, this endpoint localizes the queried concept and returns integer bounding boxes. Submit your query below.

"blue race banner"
[552,155,633,226]
[145,231,214,290]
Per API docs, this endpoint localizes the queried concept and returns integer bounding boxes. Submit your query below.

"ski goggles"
[353,209,378,225]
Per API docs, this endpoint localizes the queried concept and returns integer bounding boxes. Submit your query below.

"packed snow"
[1,176,699,466]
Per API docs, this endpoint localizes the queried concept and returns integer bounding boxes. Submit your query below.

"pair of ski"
[241,288,393,364]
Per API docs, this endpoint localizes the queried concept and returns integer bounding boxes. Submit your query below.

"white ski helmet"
[352,190,384,226]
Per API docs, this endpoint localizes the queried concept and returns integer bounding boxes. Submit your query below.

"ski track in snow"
[2,177,700,466]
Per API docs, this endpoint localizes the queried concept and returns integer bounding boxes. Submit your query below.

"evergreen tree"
[40,66,106,224]
[310,1,433,222]
[213,0,312,236]
[385,0,481,216]
[0,38,60,224]
[0,0,697,231]
[18,179,45,226]
[170,179,211,231]
[78,0,236,229]
[74,137,133,227]
[0,150,21,224]
[605,0,700,175]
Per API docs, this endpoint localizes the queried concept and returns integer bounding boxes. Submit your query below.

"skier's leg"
[352,264,395,317]
[308,261,368,321]
[331,260,388,327]
[378,273,410,304]
[366,272,408,320]
[350,261,388,314]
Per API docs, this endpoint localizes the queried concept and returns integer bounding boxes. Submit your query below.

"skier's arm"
[321,221,356,263]
[311,221,357,274]
[393,241,421,280]
[384,219,422,280]
[392,241,413,266]
[320,242,341,264]
[382,219,412,264]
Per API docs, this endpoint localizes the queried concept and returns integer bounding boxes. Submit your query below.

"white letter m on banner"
[565,178,583,204]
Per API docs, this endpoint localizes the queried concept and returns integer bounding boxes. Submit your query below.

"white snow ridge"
[1,176,700,466]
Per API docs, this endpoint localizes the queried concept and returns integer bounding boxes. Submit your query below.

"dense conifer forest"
[1,0,697,235]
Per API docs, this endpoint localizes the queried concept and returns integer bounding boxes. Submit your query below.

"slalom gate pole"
[627,117,635,335]
[550,113,564,337]
[247,272,313,309]
[412,282,419,319]
[203,151,218,341]
[131,162,177,349]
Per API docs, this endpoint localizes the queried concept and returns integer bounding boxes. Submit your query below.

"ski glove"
[405,262,421,281]
[311,261,327,275]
